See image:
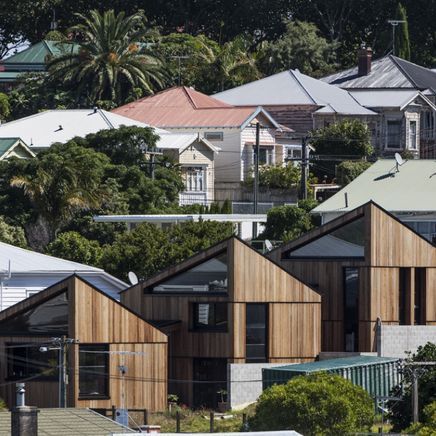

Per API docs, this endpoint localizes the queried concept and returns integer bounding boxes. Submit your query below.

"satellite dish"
[265,239,273,252]
[394,152,405,171]
[128,271,139,285]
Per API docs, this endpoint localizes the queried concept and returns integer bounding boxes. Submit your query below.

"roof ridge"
[288,70,317,104]
[390,55,419,88]
[182,86,200,109]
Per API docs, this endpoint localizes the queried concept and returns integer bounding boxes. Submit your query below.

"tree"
[395,3,411,60]
[0,93,10,120]
[249,372,375,435]
[245,164,300,190]
[257,21,337,77]
[0,216,26,248]
[48,9,165,105]
[336,161,372,186]
[406,401,436,435]
[101,220,235,281]
[10,142,110,247]
[388,342,436,431]
[46,231,103,266]
[260,204,314,242]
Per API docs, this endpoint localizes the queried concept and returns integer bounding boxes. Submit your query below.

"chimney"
[11,384,38,436]
[358,46,373,76]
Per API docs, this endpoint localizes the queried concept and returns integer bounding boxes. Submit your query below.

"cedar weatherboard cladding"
[0,275,167,411]
[121,237,321,405]
[269,201,436,352]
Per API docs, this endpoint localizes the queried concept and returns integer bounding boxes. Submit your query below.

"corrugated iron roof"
[113,86,266,127]
[349,89,422,108]
[0,138,19,154]
[322,55,436,93]
[214,70,376,116]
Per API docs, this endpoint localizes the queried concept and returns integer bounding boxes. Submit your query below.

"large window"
[259,147,274,165]
[192,303,228,331]
[344,268,359,352]
[399,268,411,325]
[184,167,205,192]
[246,304,268,363]
[7,344,58,380]
[152,252,228,293]
[0,291,68,336]
[285,217,365,259]
[386,120,401,148]
[409,120,417,149]
[414,268,426,325]
[79,344,109,398]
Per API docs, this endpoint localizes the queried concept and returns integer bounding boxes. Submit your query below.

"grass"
[147,405,255,433]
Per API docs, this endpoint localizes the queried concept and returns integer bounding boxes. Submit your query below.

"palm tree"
[48,10,165,105]
[209,36,261,92]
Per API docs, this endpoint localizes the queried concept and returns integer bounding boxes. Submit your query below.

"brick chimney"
[358,46,373,76]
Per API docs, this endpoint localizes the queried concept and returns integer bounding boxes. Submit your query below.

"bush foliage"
[336,161,372,186]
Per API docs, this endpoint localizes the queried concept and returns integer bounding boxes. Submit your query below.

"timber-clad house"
[268,201,436,353]
[121,236,321,408]
[0,275,168,411]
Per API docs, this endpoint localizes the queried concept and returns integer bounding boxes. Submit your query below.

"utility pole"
[388,20,406,56]
[412,368,419,423]
[300,136,308,200]
[252,122,260,239]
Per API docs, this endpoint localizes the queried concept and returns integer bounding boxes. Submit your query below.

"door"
[193,358,227,409]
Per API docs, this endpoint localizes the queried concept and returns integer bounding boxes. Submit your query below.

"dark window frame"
[343,267,359,352]
[191,302,228,332]
[245,303,268,363]
[78,344,110,400]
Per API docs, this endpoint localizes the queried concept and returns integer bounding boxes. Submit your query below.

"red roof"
[112,86,261,128]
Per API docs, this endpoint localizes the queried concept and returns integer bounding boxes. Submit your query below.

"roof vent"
[93,106,98,113]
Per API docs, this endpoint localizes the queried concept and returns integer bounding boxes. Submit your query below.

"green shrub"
[406,401,436,435]
[249,372,375,435]
[336,161,372,186]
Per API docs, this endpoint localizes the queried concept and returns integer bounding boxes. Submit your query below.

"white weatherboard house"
[0,109,218,206]
[0,241,127,309]
[312,159,436,242]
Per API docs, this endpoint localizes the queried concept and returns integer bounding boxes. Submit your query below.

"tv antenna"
[387,20,406,56]
[128,271,139,285]
[394,152,405,172]
[170,55,190,86]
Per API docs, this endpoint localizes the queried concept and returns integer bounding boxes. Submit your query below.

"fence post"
[176,411,180,433]
[111,405,116,421]
[143,409,148,425]
[209,412,214,433]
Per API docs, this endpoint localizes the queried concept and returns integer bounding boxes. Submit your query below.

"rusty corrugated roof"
[113,86,260,128]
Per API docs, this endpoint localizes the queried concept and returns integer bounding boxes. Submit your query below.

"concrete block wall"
[229,363,293,409]
[378,325,436,358]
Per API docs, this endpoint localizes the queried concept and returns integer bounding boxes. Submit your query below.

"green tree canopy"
[249,372,375,435]
[336,161,372,186]
[395,3,411,60]
[257,21,337,77]
[46,231,103,266]
[48,9,165,105]
[0,216,27,248]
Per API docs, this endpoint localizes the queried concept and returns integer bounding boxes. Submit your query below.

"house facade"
[0,275,168,411]
[121,236,321,408]
[0,138,35,160]
[322,49,436,158]
[268,202,436,354]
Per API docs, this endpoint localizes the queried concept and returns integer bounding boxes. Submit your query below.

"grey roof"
[214,70,376,116]
[349,89,435,109]
[322,55,436,93]
[0,408,134,436]
[312,159,436,214]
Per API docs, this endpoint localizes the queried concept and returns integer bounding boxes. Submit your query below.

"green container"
[262,356,400,398]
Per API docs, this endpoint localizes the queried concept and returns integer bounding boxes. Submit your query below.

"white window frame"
[204,132,223,141]
[183,166,207,193]
[408,120,417,150]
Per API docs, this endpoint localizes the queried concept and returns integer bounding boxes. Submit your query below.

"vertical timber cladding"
[71,276,168,411]
[269,202,436,353]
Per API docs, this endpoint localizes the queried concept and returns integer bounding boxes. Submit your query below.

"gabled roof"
[112,86,281,128]
[0,408,134,436]
[322,55,436,92]
[0,241,127,295]
[349,89,436,109]
[0,109,169,150]
[157,132,219,153]
[312,159,436,214]
[0,137,36,159]
[213,70,377,116]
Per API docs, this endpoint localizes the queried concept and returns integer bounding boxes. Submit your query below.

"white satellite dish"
[128,271,139,285]
[394,152,405,171]
[264,239,273,252]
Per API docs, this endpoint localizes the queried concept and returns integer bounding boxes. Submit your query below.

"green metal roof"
[0,138,20,155]
[269,356,399,373]
[2,40,79,66]
[0,408,135,436]
[0,71,21,81]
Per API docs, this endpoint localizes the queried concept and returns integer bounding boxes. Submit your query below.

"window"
[193,358,227,408]
[399,268,411,325]
[152,252,228,293]
[193,303,228,331]
[286,147,302,160]
[344,268,359,352]
[414,268,426,325]
[285,217,365,259]
[204,132,223,141]
[184,167,205,192]
[386,120,401,148]
[7,344,58,380]
[246,304,268,363]
[258,147,274,165]
[0,291,68,336]
[79,344,109,398]
[409,120,417,149]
